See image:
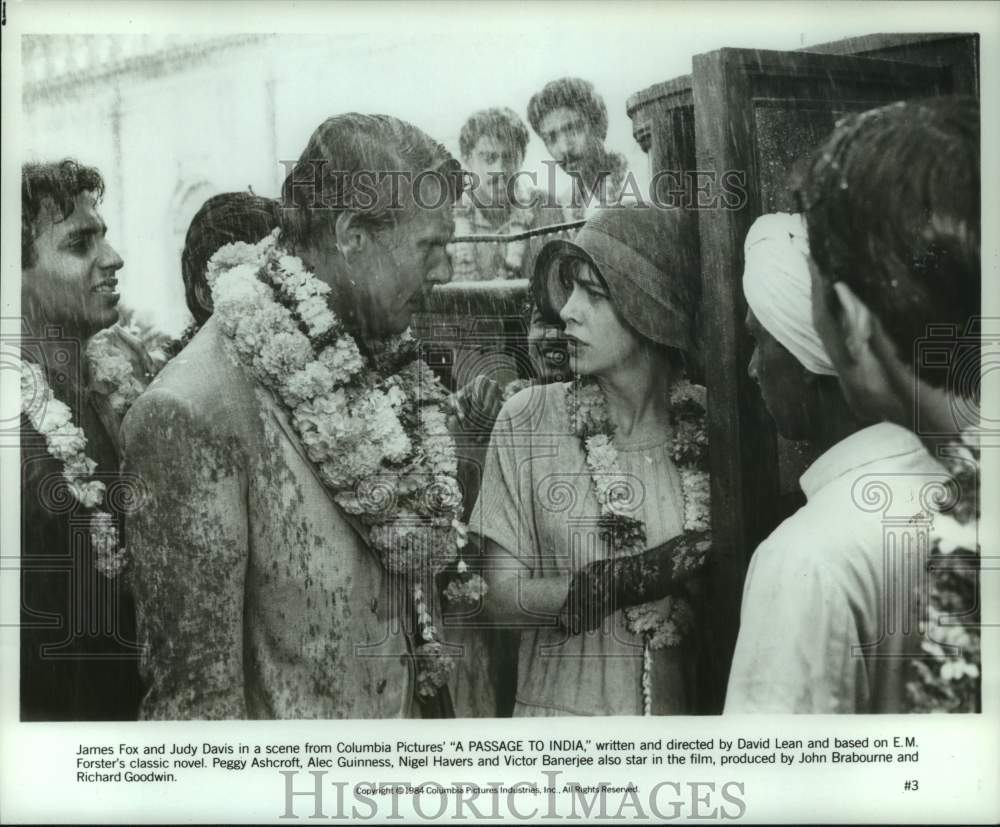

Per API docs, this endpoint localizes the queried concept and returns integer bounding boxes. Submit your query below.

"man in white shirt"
[726,213,949,713]
[800,97,981,712]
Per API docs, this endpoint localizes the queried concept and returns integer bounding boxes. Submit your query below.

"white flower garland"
[20,361,127,578]
[207,229,482,698]
[907,428,980,711]
[85,328,149,416]
[568,376,711,715]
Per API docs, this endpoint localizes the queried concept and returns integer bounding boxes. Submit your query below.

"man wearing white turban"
[740,212,846,443]
[743,213,836,376]
[725,212,943,713]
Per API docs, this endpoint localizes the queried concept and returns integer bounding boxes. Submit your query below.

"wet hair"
[459,108,530,161]
[181,192,282,325]
[527,77,608,140]
[280,113,462,248]
[22,159,105,269]
[799,97,980,391]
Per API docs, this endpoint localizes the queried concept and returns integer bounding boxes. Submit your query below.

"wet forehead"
[539,107,586,138]
[745,308,769,339]
[38,192,106,238]
[746,308,782,349]
[471,135,517,158]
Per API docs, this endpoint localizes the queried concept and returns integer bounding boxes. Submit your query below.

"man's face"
[313,193,455,339]
[22,193,124,337]
[537,107,601,174]
[527,304,570,383]
[746,309,814,441]
[464,135,523,207]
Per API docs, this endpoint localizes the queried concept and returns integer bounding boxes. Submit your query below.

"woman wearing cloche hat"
[468,206,713,717]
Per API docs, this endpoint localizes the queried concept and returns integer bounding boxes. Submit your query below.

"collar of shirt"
[799,422,930,501]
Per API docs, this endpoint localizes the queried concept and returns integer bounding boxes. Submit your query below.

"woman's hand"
[561,530,712,634]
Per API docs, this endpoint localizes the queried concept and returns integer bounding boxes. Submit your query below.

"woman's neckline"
[614,432,673,452]
[553,380,674,452]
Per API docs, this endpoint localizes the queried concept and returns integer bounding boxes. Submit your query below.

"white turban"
[742,212,837,376]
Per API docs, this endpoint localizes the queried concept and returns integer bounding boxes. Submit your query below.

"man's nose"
[99,240,124,272]
[427,255,452,286]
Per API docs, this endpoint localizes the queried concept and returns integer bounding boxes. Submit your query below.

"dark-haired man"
[450,107,560,281]
[802,97,981,711]
[727,95,981,713]
[527,77,635,219]
[180,191,282,328]
[20,159,142,720]
[122,114,464,719]
[802,98,980,457]
[724,213,943,713]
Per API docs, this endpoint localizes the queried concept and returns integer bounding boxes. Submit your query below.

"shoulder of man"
[608,151,629,179]
[512,186,563,226]
[750,429,946,587]
[608,155,649,206]
[747,501,847,585]
[123,321,255,449]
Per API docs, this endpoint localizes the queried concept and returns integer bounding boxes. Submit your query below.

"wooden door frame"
[690,47,952,698]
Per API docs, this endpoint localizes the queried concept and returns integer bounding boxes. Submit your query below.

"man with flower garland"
[727,97,980,714]
[20,159,143,720]
[122,114,472,719]
[725,211,929,713]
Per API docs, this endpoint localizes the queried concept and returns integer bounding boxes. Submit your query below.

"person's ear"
[831,281,873,362]
[334,211,372,263]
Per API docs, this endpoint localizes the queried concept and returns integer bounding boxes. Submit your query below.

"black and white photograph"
[1,1,997,823]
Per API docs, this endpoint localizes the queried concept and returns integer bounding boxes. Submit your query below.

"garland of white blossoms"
[568,376,710,715]
[206,228,484,699]
[85,328,148,416]
[907,428,980,712]
[20,361,127,578]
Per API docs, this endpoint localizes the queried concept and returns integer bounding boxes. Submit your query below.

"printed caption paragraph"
[73,734,922,784]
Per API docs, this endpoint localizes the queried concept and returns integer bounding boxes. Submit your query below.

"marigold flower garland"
[207,229,483,698]
[567,376,710,715]
[20,361,128,578]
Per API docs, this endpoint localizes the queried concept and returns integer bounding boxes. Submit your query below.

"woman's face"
[556,259,641,379]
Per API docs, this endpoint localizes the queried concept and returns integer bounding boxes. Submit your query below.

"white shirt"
[725,423,949,713]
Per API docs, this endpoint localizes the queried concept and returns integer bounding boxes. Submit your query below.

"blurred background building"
[22,28,855,336]
[22,33,645,335]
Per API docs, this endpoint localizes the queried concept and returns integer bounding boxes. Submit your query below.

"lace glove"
[561,530,712,635]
